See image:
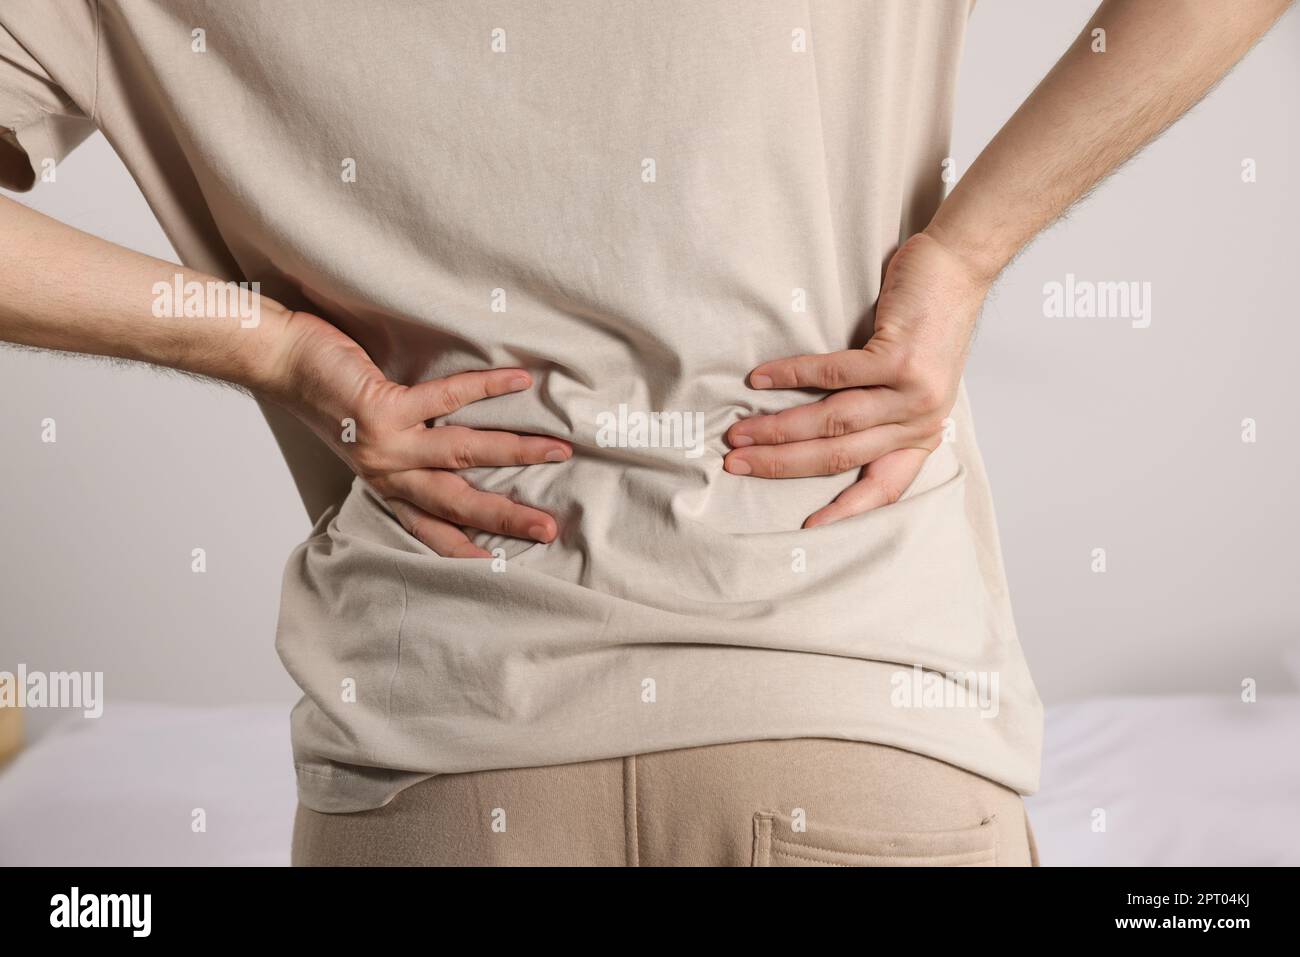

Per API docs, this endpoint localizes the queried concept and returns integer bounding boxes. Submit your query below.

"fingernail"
[726,457,752,476]
[544,449,568,462]
[528,524,551,541]
[508,375,531,391]
[751,374,773,389]
[730,434,754,448]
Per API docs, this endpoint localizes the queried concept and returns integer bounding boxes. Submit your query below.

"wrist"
[246,308,360,432]
[921,218,1007,292]
[231,297,299,402]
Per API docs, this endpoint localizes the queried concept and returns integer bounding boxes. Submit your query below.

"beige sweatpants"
[292,739,1040,866]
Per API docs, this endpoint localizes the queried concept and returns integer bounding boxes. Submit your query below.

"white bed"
[1,695,1296,866]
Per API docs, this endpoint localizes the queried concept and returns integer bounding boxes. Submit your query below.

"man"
[1,0,1290,865]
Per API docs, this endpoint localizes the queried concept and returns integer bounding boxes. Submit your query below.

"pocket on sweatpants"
[751,811,999,867]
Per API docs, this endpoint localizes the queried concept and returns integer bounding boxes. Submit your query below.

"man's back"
[1,0,1041,815]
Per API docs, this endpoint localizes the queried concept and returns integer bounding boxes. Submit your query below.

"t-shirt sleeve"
[0,8,98,192]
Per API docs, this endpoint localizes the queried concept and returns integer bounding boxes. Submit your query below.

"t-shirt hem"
[293,714,1043,815]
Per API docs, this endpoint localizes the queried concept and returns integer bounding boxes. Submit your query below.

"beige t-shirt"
[2,0,1041,813]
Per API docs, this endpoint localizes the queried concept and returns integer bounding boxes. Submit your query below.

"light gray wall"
[955,0,1300,701]
[0,133,306,712]
[2,1,1297,716]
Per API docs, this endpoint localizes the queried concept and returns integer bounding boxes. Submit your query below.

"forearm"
[0,193,291,395]
[927,0,1292,283]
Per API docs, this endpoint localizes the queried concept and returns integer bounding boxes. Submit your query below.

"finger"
[385,469,558,543]
[727,387,908,448]
[386,498,492,558]
[725,424,917,479]
[802,448,930,527]
[749,347,893,392]
[391,426,572,470]
[397,368,533,426]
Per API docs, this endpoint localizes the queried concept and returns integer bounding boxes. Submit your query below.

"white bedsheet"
[1025,694,1300,866]
[1,695,1296,866]
[0,702,297,866]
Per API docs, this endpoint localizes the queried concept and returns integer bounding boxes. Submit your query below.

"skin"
[0,0,1291,552]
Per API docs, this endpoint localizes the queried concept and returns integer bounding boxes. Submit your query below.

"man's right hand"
[264,310,570,558]
[0,190,567,559]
